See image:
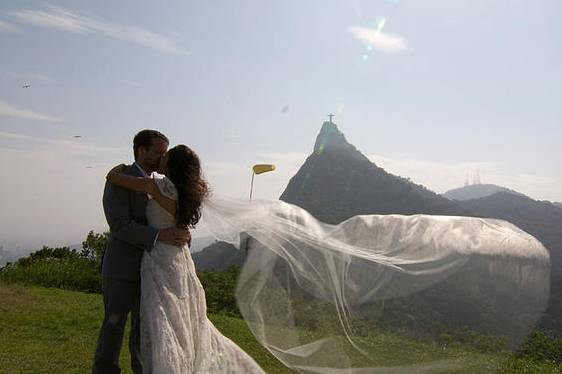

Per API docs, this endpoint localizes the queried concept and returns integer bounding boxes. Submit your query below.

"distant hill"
[554,202,562,209]
[457,191,562,334]
[0,245,41,267]
[280,121,469,224]
[190,236,216,253]
[443,184,525,201]
[0,247,19,268]
[192,241,245,271]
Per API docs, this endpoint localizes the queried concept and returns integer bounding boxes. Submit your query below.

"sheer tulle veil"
[200,195,550,373]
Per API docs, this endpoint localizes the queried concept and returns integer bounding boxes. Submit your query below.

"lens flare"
[358,16,388,64]
[375,16,386,34]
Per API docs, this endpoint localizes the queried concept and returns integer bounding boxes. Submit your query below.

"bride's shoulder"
[153,175,178,200]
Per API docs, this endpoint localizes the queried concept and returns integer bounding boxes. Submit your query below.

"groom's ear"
[136,145,147,160]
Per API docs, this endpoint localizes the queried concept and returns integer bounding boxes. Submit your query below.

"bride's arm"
[106,164,154,193]
[152,188,177,217]
[107,165,177,216]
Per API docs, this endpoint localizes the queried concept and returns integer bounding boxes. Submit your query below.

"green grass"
[0,283,294,374]
[0,283,560,374]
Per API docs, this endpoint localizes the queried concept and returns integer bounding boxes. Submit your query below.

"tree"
[81,231,109,269]
[0,245,5,268]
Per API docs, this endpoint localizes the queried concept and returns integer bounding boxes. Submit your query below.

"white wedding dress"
[139,176,265,374]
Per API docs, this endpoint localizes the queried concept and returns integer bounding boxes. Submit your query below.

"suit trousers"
[93,278,142,374]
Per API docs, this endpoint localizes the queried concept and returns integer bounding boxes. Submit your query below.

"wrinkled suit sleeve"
[102,178,158,252]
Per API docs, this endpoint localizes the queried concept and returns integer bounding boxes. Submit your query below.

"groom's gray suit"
[93,163,158,374]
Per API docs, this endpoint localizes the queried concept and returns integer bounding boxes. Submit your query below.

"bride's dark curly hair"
[166,145,210,228]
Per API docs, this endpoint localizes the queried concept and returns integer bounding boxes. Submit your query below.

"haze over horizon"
[1,1,561,252]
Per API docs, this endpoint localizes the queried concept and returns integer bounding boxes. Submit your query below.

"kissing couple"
[92,129,265,374]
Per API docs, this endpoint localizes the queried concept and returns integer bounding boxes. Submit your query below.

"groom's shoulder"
[121,163,141,176]
[123,163,136,174]
[103,164,136,193]
[103,164,138,202]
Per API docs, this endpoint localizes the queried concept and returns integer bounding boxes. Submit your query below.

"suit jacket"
[101,164,159,281]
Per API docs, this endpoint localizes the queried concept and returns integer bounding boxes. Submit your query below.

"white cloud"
[349,26,410,53]
[368,154,562,202]
[516,174,559,185]
[0,100,61,122]
[9,5,188,55]
[510,174,562,201]
[0,19,18,32]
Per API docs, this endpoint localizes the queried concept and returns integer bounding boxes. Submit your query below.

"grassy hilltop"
[0,239,560,373]
[1,283,561,373]
[0,283,292,374]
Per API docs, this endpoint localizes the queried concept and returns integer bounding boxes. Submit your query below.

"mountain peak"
[313,121,351,154]
[443,184,525,201]
[281,121,468,224]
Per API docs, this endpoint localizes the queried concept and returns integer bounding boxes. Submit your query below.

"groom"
[93,129,191,374]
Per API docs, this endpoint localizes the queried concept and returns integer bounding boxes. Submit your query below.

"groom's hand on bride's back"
[158,227,191,247]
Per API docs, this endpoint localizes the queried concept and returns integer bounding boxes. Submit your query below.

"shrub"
[80,231,109,271]
[0,241,105,293]
[515,330,562,364]
[437,326,507,353]
[197,266,241,316]
[0,255,101,293]
[0,236,243,316]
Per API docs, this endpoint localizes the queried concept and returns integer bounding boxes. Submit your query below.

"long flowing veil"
[200,196,550,373]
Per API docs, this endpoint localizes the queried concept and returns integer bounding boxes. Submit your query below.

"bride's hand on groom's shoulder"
[158,227,191,247]
[109,164,126,175]
[106,164,126,181]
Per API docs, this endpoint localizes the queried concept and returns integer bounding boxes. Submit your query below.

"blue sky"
[1,0,561,251]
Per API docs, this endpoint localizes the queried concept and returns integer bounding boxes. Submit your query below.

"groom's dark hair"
[133,129,169,159]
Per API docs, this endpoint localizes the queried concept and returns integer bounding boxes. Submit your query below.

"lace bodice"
[146,176,178,229]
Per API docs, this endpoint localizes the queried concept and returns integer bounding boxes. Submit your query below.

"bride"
[106,145,265,374]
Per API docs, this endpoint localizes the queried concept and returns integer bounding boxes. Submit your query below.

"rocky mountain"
[195,121,470,270]
[443,184,524,201]
[280,121,469,224]
[554,202,562,209]
[193,121,561,336]
[457,192,562,334]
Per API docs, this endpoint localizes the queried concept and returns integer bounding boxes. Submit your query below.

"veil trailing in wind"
[200,196,550,373]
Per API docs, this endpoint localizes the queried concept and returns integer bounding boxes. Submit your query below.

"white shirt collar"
[133,162,150,178]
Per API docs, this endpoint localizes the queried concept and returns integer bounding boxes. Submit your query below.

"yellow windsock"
[252,164,276,175]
